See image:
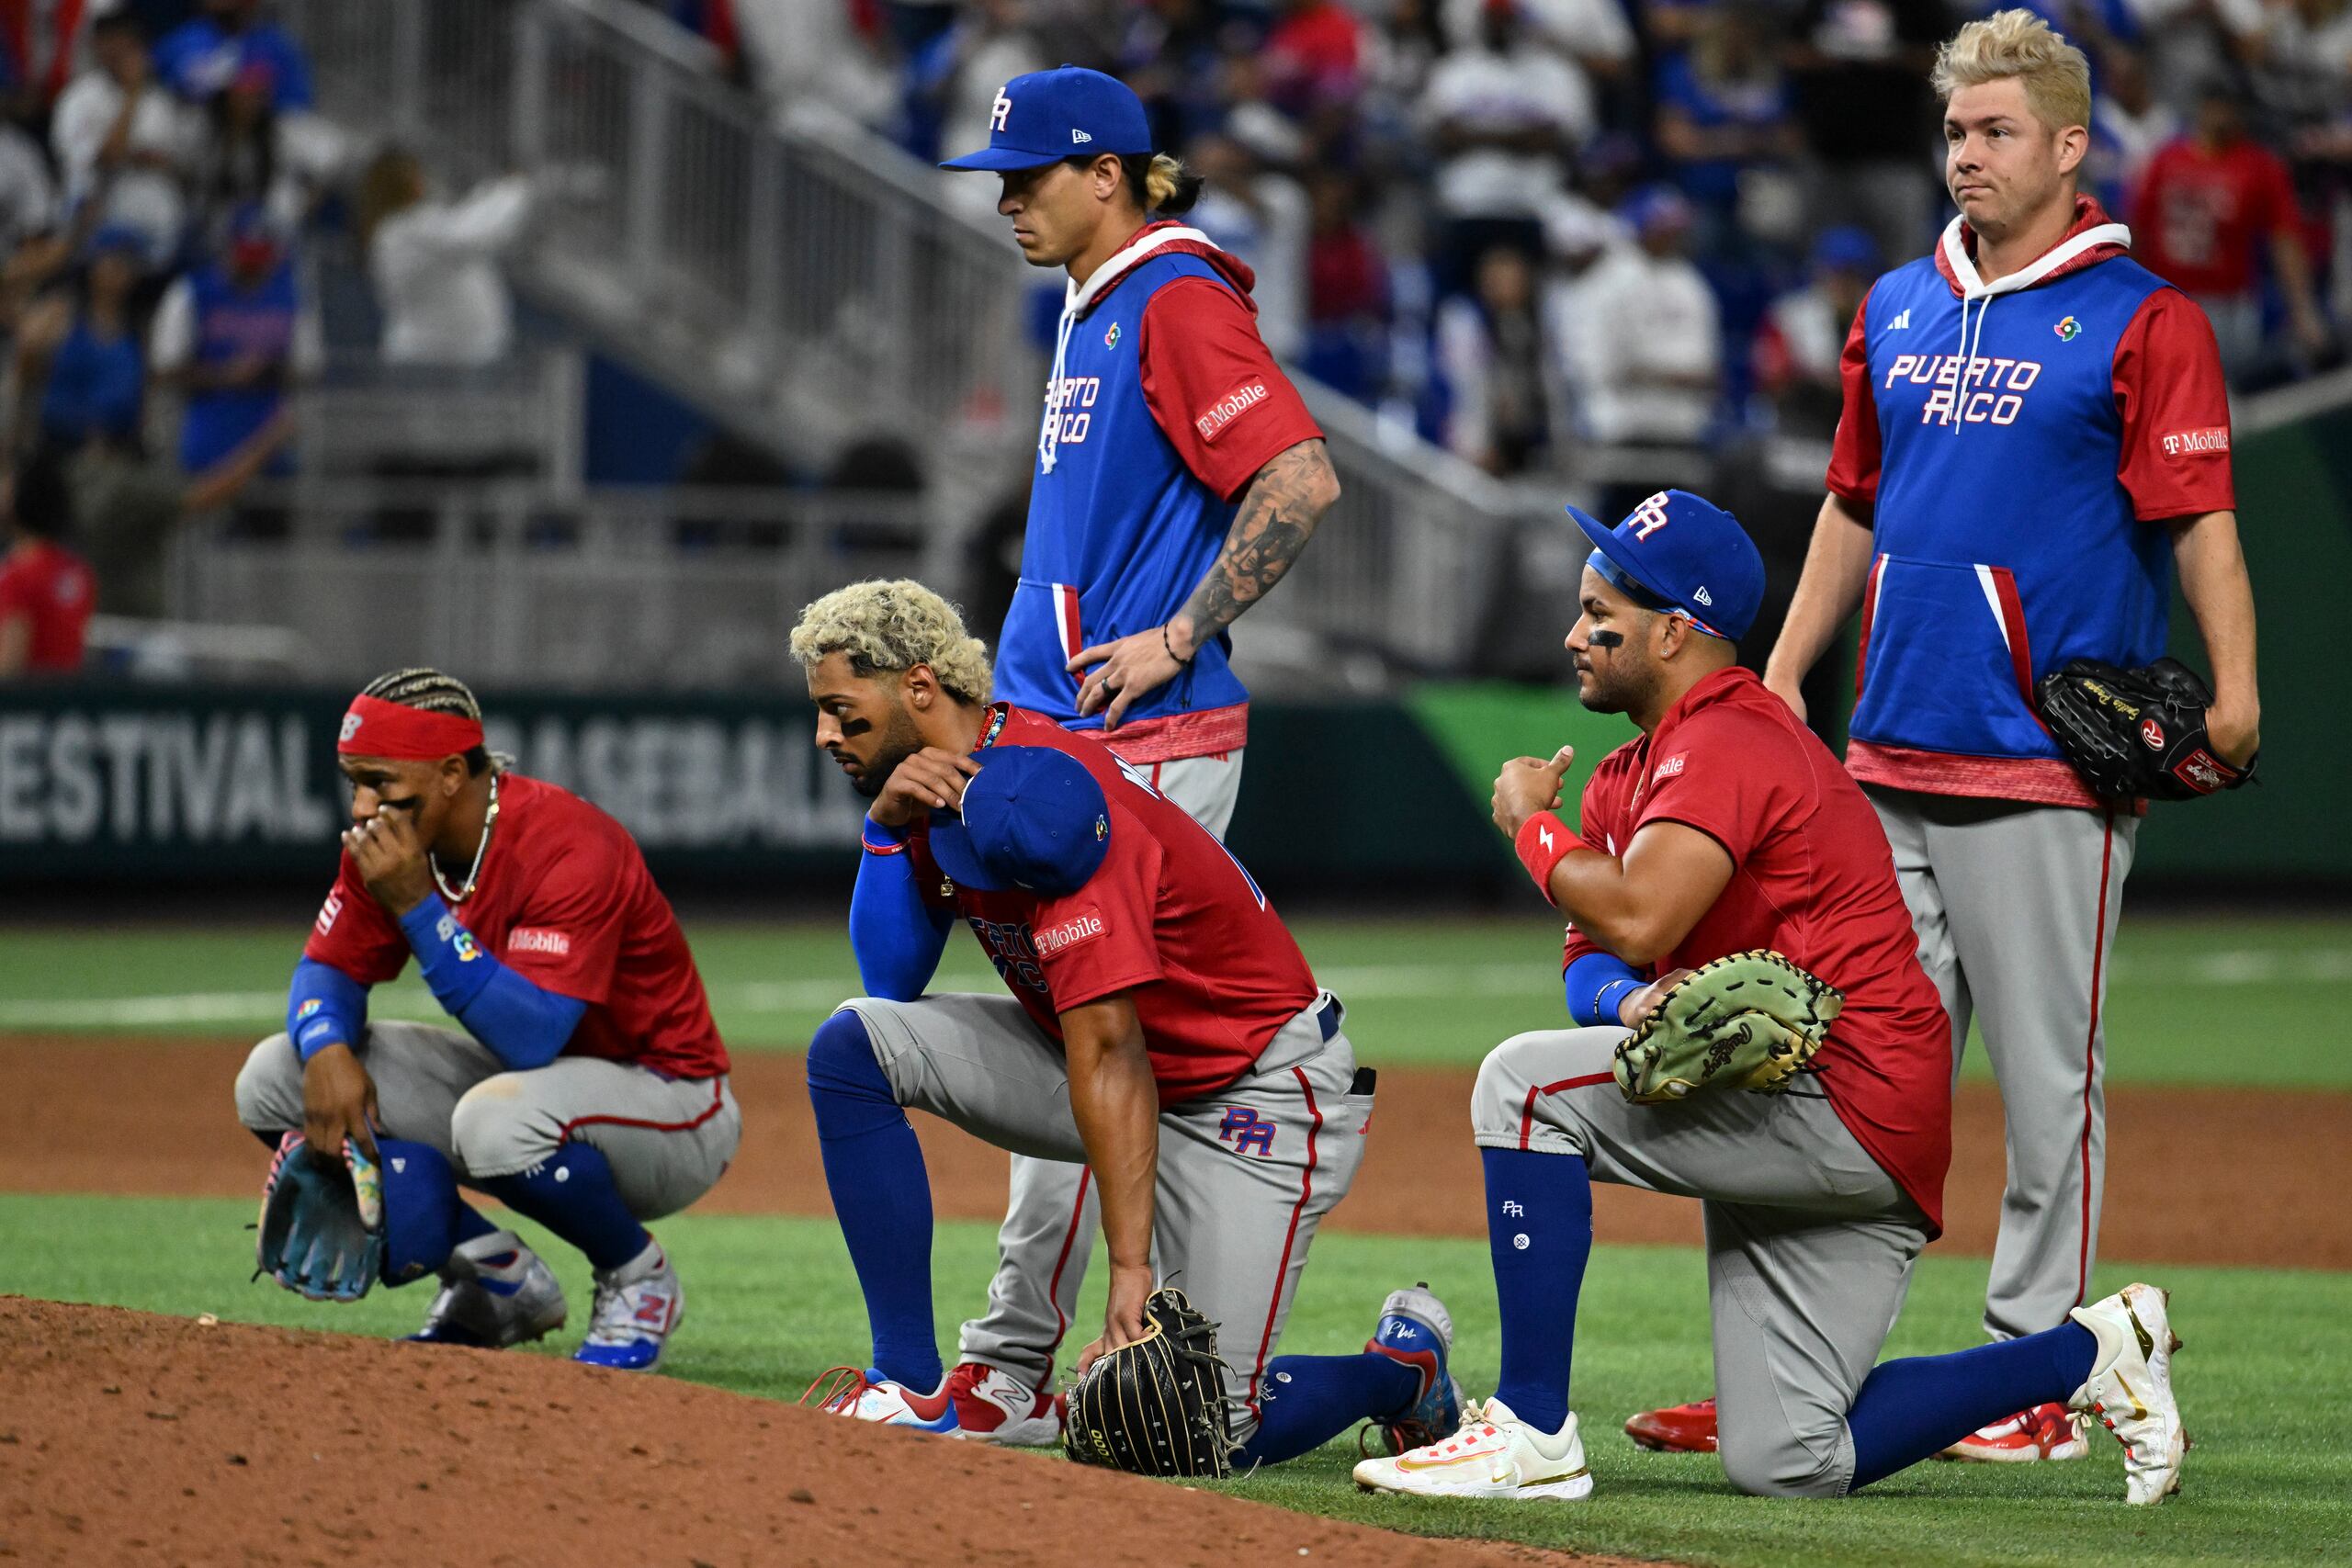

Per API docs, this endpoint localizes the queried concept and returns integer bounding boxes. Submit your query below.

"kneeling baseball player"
[234,669,741,1370]
[1352,494,2186,1505]
[788,580,1463,1472]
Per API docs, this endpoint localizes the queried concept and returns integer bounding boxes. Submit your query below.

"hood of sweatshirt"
[1037,221,1258,473]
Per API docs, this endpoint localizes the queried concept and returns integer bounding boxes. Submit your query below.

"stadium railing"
[277,0,1536,682]
[171,480,942,690]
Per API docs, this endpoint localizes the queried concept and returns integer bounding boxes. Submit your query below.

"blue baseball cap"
[927,746,1112,895]
[1811,224,1880,276]
[940,65,1153,172]
[1565,490,1766,643]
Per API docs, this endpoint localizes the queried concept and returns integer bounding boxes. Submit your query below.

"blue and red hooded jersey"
[997,221,1322,765]
[1827,198,2236,808]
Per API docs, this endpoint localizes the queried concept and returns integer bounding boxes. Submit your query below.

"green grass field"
[3,1193,2346,1568]
[4,911,2351,1085]
[6,911,2349,1564]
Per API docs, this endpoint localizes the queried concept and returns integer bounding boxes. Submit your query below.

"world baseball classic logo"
[1218,1107,1277,1156]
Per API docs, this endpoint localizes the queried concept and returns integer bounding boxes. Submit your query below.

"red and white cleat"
[1937,1402,2090,1463]
[945,1360,1064,1447]
[1624,1396,1718,1453]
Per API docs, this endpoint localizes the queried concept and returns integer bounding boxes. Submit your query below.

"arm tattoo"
[1171,440,1336,653]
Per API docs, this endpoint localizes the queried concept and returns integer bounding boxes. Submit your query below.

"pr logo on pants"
[1218,1107,1276,1156]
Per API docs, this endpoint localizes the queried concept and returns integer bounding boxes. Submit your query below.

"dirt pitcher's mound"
[0,1298,1622,1568]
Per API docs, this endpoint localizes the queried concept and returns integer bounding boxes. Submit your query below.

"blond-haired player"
[1624,9,2257,1461]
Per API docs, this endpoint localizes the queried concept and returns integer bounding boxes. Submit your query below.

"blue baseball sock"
[1483,1145,1591,1434]
[1846,1322,2099,1490]
[807,1010,941,1391]
[454,1202,499,1247]
[477,1140,650,1273]
[1237,1352,1423,1467]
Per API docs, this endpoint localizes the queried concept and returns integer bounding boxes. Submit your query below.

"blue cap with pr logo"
[1565,489,1766,643]
[927,746,1112,895]
[940,65,1154,172]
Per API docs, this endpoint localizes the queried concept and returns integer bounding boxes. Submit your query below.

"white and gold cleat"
[2067,1281,2188,1506]
[1351,1396,1593,1501]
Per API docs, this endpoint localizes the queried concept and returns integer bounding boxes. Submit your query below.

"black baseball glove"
[1064,1288,1235,1479]
[2036,657,2256,802]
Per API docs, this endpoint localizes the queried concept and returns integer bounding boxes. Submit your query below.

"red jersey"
[2131,135,2299,298]
[305,773,729,1079]
[1562,668,1951,1231]
[911,705,1318,1102]
[0,539,93,671]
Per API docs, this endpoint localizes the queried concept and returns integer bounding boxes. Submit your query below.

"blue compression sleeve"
[288,957,368,1063]
[1564,952,1645,1028]
[849,820,952,1001]
[398,894,585,1070]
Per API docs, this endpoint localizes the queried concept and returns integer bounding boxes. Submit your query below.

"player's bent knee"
[807,1007,894,1100]
[1471,1032,1554,1141]
[1719,1427,1849,1499]
[449,1073,560,1178]
[233,1033,302,1132]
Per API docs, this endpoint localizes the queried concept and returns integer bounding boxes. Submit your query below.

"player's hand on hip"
[1618,967,1694,1028]
[345,806,432,917]
[868,747,982,829]
[1078,1262,1158,1373]
[1491,747,1575,836]
[1067,629,1182,732]
[300,1043,379,1165]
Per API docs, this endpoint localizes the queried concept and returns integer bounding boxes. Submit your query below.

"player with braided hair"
[233,667,741,1369]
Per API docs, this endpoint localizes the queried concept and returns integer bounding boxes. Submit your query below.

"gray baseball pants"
[233,1021,741,1221]
[959,750,1242,1387]
[1866,786,2135,1340]
[1473,1024,1931,1496]
[841,978,1365,1444]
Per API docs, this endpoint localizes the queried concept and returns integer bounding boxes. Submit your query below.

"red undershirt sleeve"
[1137,276,1323,502]
[2113,289,2236,523]
[1825,285,1882,506]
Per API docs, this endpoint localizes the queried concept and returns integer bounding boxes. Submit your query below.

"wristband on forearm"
[862,817,910,855]
[1514,810,1584,906]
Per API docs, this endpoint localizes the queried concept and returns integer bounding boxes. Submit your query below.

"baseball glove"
[1612,950,1844,1105]
[2036,657,2256,802]
[1064,1288,1236,1479]
[254,1132,384,1302]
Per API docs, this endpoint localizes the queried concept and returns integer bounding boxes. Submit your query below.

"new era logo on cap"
[940,65,1153,172]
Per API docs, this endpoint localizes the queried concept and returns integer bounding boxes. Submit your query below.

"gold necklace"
[431,773,500,904]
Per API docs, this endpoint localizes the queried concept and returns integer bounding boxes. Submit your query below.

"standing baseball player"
[1352,492,2187,1505]
[1618,9,2258,1463]
[233,668,741,1370]
[786,580,1462,1466]
[933,65,1342,1442]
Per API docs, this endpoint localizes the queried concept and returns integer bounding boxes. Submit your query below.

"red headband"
[337,694,485,760]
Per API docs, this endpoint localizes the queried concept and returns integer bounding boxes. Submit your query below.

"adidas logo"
[1889,309,1912,330]
[1071,128,1092,144]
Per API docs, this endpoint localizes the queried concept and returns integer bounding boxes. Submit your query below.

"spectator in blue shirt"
[156,0,313,113]
[1656,5,1800,223]
[150,206,317,475]
[21,227,149,451]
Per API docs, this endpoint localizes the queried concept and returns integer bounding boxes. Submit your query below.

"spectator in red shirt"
[1264,0,1364,116]
[0,447,94,677]
[2131,81,2332,380]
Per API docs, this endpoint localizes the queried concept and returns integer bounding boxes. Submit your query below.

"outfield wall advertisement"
[0,686,866,881]
[0,673,2322,890]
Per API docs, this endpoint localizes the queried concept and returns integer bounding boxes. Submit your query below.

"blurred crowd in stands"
[0,0,571,678]
[652,0,2352,488]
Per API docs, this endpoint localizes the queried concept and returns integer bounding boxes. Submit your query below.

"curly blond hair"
[788,579,993,705]
[1932,9,2092,133]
